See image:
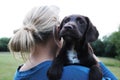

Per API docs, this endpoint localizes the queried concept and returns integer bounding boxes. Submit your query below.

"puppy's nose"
[64,25,73,30]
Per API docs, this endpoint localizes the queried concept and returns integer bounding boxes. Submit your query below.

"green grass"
[0,52,120,80]
[99,57,120,80]
[99,57,120,67]
[0,52,23,80]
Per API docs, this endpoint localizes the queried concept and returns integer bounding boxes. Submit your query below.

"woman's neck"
[19,44,53,71]
[30,44,53,63]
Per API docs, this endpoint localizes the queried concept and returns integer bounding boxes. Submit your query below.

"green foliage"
[103,41,117,57]
[91,39,104,56]
[103,30,120,60]
[0,37,10,51]
[92,26,120,60]
[108,31,120,56]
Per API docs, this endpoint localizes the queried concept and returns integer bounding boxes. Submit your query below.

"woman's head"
[8,5,60,57]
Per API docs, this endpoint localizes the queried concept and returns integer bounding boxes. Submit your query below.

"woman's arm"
[93,54,118,80]
[99,62,118,80]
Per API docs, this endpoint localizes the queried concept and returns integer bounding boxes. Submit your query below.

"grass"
[0,52,23,80]
[0,52,120,80]
[99,57,120,67]
[99,57,120,80]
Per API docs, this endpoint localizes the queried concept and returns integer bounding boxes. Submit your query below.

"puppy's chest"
[67,49,80,64]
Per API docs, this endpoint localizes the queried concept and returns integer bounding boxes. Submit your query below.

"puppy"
[47,15,103,80]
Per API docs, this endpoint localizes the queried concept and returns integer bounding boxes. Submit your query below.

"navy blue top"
[14,61,118,80]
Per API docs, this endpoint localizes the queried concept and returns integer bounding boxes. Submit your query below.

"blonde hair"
[8,6,60,56]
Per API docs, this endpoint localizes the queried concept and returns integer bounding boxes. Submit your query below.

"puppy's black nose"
[64,25,73,30]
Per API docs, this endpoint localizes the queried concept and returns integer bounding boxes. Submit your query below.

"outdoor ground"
[0,52,120,80]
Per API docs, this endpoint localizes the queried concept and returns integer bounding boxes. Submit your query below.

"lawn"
[0,52,120,80]
[0,52,23,80]
[99,57,120,80]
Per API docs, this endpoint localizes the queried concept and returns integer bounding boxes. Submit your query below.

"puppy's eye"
[77,18,84,24]
[64,18,70,23]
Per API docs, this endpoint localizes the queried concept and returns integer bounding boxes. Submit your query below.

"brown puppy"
[47,14,103,80]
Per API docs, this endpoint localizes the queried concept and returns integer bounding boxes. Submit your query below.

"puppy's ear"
[59,17,67,30]
[58,17,67,39]
[57,16,68,40]
[85,17,99,42]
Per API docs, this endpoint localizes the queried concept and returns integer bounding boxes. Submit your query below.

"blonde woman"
[8,6,61,80]
[8,6,117,80]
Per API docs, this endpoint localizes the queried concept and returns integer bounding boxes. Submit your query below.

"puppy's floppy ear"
[59,17,67,30]
[58,17,67,39]
[85,17,99,42]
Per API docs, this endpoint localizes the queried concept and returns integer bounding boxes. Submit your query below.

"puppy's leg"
[47,57,64,80]
[47,43,69,80]
[89,65,103,80]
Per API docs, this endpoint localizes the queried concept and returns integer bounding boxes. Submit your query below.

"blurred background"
[0,0,120,80]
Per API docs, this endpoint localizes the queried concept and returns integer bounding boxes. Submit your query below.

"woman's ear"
[53,26,61,40]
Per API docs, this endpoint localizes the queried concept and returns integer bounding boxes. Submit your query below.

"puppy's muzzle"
[64,25,73,30]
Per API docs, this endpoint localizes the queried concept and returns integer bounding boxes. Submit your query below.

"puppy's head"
[59,15,99,42]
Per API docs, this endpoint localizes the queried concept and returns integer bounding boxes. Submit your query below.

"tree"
[107,31,120,59]
[91,26,120,60]
[102,26,120,59]
[0,37,10,51]
[91,39,105,56]
[103,41,116,57]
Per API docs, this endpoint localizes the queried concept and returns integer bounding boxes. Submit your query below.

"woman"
[8,5,117,80]
[8,5,61,80]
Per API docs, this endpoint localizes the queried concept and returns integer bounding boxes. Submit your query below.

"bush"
[0,37,10,51]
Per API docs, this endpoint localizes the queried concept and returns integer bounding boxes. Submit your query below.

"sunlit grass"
[99,57,120,80]
[0,52,23,80]
[99,57,120,67]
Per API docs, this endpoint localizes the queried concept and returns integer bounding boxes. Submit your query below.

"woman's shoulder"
[61,65,90,80]
[64,65,90,73]
[14,60,52,80]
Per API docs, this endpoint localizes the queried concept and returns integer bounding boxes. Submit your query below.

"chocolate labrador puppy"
[47,14,103,80]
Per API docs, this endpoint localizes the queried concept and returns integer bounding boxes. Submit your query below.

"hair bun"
[24,26,36,33]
